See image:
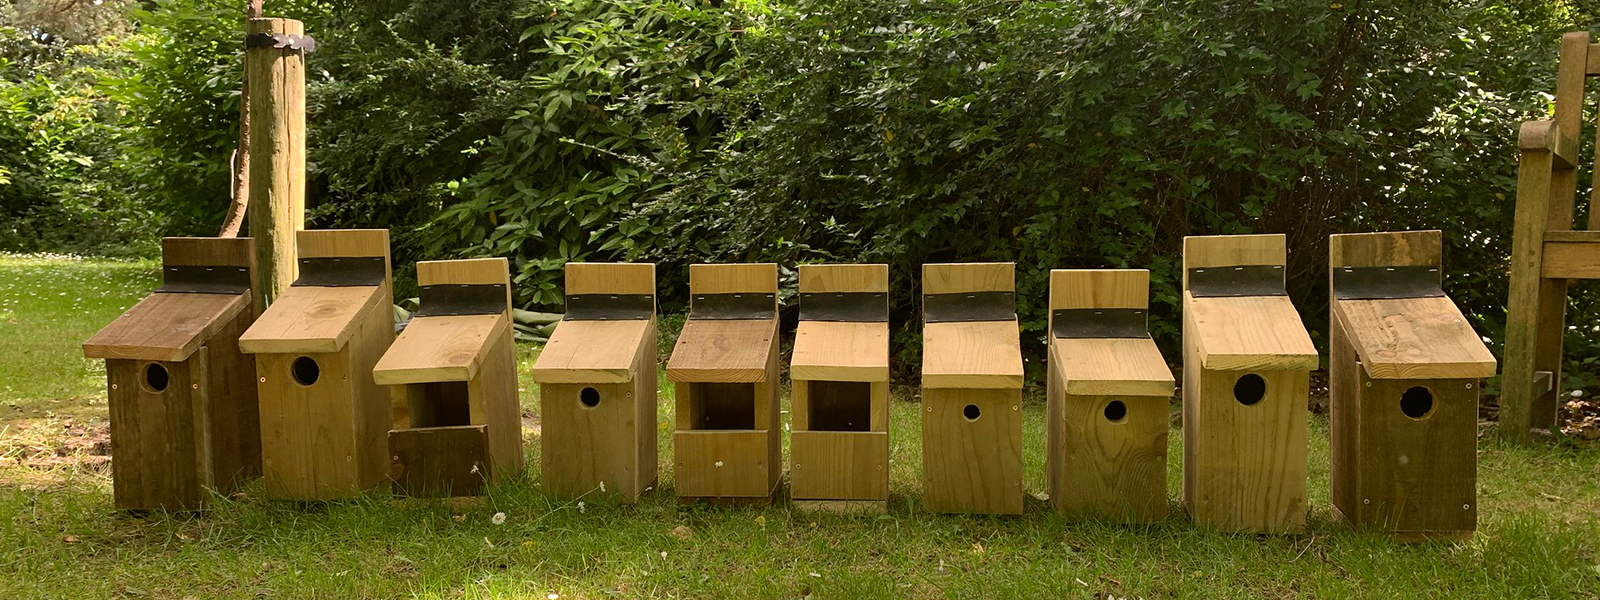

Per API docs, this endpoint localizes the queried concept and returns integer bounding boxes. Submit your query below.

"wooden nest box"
[1046,269,1175,522]
[530,263,659,502]
[1181,234,1318,533]
[920,263,1024,514]
[374,258,523,497]
[789,264,891,513]
[83,238,261,510]
[238,229,396,500]
[666,263,781,504]
[1328,231,1496,540]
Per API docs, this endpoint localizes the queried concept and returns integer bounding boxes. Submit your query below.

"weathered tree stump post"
[244,17,309,310]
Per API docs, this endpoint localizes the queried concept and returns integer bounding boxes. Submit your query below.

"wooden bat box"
[666,264,781,504]
[530,262,658,502]
[83,237,261,510]
[920,263,1024,515]
[789,264,890,513]
[1328,231,1496,540]
[1045,269,1175,522]
[1181,234,1318,533]
[238,229,395,500]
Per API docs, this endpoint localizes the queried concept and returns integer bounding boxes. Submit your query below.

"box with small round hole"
[920,263,1025,515]
[1181,234,1319,533]
[1045,269,1175,522]
[237,229,396,500]
[83,237,262,511]
[529,262,658,502]
[1327,231,1496,540]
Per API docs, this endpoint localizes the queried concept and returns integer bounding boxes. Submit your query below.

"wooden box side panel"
[469,327,523,479]
[920,387,1023,514]
[1328,311,1363,523]
[107,357,209,510]
[350,298,398,491]
[790,431,889,501]
[203,307,261,488]
[1054,393,1168,522]
[673,430,776,499]
[541,381,643,500]
[1355,374,1478,534]
[1188,368,1308,533]
[256,350,362,499]
[634,322,659,493]
[389,425,489,497]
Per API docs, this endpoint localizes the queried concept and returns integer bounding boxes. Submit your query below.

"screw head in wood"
[1463,504,1471,510]
[259,377,266,383]
[1364,498,1370,504]
[191,383,199,390]
[1365,381,1372,388]
[1466,383,1474,389]
[111,384,118,390]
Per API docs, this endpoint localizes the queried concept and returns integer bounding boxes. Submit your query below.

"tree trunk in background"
[219,0,265,238]
[245,15,306,312]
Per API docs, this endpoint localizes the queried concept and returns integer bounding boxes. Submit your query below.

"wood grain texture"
[245,18,306,306]
[1049,392,1168,522]
[540,308,656,502]
[920,387,1023,514]
[162,236,256,268]
[1328,230,1442,269]
[1051,339,1174,397]
[1185,294,1318,371]
[238,285,387,354]
[468,319,523,483]
[1181,358,1309,533]
[1048,269,1148,311]
[799,263,889,293]
[791,321,889,382]
[417,257,512,319]
[673,430,778,499]
[1333,298,1496,380]
[106,357,208,510]
[666,319,777,383]
[85,293,251,362]
[922,262,1013,295]
[921,321,1025,388]
[790,431,889,501]
[530,319,652,384]
[1541,240,1600,278]
[564,262,656,296]
[688,263,779,296]
[389,425,489,497]
[1181,234,1286,290]
[1502,129,1559,439]
[373,314,507,384]
[201,308,262,488]
[296,228,390,260]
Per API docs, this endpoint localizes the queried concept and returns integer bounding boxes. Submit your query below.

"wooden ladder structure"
[1502,31,1600,441]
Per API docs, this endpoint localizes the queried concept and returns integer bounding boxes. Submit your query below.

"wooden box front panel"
[1352,375,1478,534]
[541,381,649,501]
[107,357,209,510]
[673,430,777,499]
[1185,368,1308,533]
[920,387,1023,514]
[790,431,889,501]
[256,349,363,499]
[389,425,489,497]
[1052,393,1168,522]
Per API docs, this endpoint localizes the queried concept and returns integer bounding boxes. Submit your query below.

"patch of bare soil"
[0,414,112,473]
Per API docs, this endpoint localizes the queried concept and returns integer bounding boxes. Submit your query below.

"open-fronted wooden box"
[83,237,261,510]
[238,229,395,500]
[789,264,890,513]
[1045,269,1174,522]
[920,263,1024,515]
[1328,231,1496,540]
[374,258,522,497]
[666,263,781,504]
[1181,234,1318,533]
[530,262,658,502]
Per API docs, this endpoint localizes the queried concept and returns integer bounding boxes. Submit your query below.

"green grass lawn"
[1,254,1598,599]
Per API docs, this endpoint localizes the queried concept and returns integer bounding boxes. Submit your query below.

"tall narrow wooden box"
[790,264,890,512]
[238,229,396,499]
[666,263,781,504]
[920,263,1024,514]
[530,262,658,502]
[83,237,261,510]
[1045,269,1175,522]
[1181,234,1318,533]
[373,258,523,497]
[1328,231,1496,540]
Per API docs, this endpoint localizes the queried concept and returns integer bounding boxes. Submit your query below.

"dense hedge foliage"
[2,0,1597,386]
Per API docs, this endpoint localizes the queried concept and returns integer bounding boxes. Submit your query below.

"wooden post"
[245,17,308,311]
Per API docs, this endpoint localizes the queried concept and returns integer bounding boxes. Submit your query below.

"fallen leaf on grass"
[670,525,693,540]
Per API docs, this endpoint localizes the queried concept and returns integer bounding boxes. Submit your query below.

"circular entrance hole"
[962,404,981,421]
[1104,399,1128,423]
[143,363,169,393]
[291,356,320,387]
[1233,373,1266,406]
[580,387,601,408]
[1400,386,1434,419]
